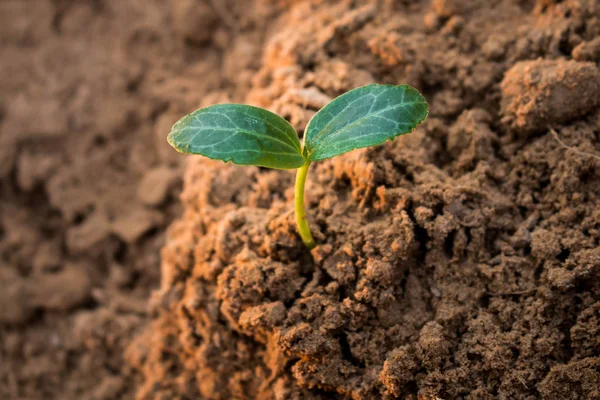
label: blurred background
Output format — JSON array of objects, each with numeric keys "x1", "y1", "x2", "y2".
[{"x1": 0, "y1": 1, "x2": 212, "y2": 397}]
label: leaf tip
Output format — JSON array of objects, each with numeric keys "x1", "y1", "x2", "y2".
[
  {"x1": 166, "y1": 130, "x2": 176, "y2": 147},
  {"x1": 167, "y1": 130, "x2": 190, "y2": 154}
]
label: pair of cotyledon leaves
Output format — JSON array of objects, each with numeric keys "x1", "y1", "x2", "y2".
[{"x1": 167, "y1": 84, "x2": 428, "y2": 169}]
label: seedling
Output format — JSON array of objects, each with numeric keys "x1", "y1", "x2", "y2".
[{"x1": 168, "y1": 84, "x2": 428, "y2": 249}]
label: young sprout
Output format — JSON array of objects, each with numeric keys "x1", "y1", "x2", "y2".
[{"x1": 168, "y1": 84, "x2": 428, "y2": 250}]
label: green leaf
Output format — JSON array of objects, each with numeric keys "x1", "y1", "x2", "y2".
[
  {"x1": 303, "y1": 84, "x2": 428, "y2": 162},
  {"x1": 167, "y1": 104, "x2": 305, "y2": 169}
]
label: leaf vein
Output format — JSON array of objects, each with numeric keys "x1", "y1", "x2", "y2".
[
  {"x1": 175, "y1": 126, "x2": 300, "y2": 153},
  {"x1": 310, "y1": 101, "x2": 423, "y2": 152}
]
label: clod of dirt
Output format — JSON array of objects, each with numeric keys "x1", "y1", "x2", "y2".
[
  {"x1": 0, "y1": 266, "x2": 92, "y2": 324},
  {"x1": 501, "y1": 59, "x2": 600, "y2": 134},
  {"x1": 380, "y1": 346, "x2": 419, "y2": 397},
  {"x1": 432, "y1": 0, "x2": 482, "y2": 18},
  {"x1": 66, "y1": 212, "x2": 112, "y2": 253},
  {"x1": 137, "y1": 166, "x2": 179, "y2": 206},
  {"x1": 111, "y1": 209, "x2": 164, "y2": 243},
  {"x1": 285, "y1": 87, "x2": 332, "y2": 110},
  {"x1": 171, "y1": 0, "x2": 218, "y2": 44},
  {"x1": 416, "y1": 321, "x2": 450, "y2": 370},
  {"x1": 16, "y1": 151, "x2": 61, "y2": 192},
  {"x1": 0, "y1": 136, "x2": 16, "y2": 179},
  {"x1": 572, "y1": 37, "x2": 600, "y2": 61},
  {"x1": 0, "y1": 270, "x2": 34, "y2": 324},
  {"x1": 539, "y1": 358, "x2": 600, "y2": 399},
  {"x1": 32, "y1": 265, "x2": 92, "y2": 310}
]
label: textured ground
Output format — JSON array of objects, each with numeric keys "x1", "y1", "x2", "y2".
[{"x1": 1, "y1": 0, "x2": 600, "y2": 399}]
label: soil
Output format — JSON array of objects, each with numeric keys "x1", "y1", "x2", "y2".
[{"x1": 1, "y1": 1, "x2": 600, "y2": 400}]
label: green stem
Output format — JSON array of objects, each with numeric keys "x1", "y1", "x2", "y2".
[{"x1": 295, "y1": 163, "x2": 316, "y2": 250}]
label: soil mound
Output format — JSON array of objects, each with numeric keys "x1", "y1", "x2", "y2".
[{"x1": 129, "y1": 1, "x2": 600, "y2": 399}]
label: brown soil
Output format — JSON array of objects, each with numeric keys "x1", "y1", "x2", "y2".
[{"x1": 1, "y1": 1, "x2": 600, "y2": 399}]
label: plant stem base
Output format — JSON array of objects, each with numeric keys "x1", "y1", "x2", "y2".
[{"x1": 295, "y1": 163, "x2": 316, "y2": 250}]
